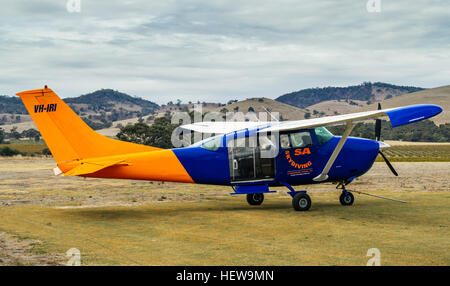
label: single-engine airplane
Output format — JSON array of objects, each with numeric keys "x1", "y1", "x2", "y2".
[{"x1": 16, "y1": 87, "x2": 442, "y2": 211}]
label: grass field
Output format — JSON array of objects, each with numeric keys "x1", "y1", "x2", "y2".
[
  {"x1": 0, "y1": 192, "x2": 449, "y2": 265},
  {"x1": 376, "y1": 145, "x2": 450, "y2": 162},
  {"x1": 0, "y1": 142, "x2": 47, "y2": 154},
  {"x1": 0, "y1": 158, "x2": 449, "y2": 266}
]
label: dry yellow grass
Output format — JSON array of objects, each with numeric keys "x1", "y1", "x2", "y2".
[
  {"x1": 0, "y1": 158, "x2": 449, "y2": 265},
  {"x1": 0, "y1": 191, "x2": 449, "y2": 266}
]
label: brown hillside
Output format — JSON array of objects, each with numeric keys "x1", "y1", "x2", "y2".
[
  {"x1": 358, "y1": 85, "x2": 450, "y2": 125},
  {"x1": 215, "y1": 97, "x2": 307, "y2": 121}
]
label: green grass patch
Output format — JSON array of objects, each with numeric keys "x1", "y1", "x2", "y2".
[
  {"x1": 376, "y1": 145, "x2": 450, "y2": 162},
  {"x1": 0, "y1": 143, "x2": 47, "y2": 155}
]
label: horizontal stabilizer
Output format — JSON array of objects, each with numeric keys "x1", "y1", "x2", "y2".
[{"x1": 63, "y1": 159, "x2": 130, "y2": 176}]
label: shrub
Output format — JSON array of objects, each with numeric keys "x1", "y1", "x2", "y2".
[{"x1": 0, "y1": 146, "x2": 21, "y2": 156}]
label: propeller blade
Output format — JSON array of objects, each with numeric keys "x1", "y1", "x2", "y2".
[
  {"x1": 378, "y1": 151, "x2": 398, "y2": 176},
  {"x1": 375, "y1": 103, "x2": 381, "y2": 141}
]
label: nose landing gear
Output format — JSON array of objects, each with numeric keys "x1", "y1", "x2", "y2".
[{"x1": 337, "y1": 181, "x2": 354, "y2": 206}]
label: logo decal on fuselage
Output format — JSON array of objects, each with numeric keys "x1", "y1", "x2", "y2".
[
  {"x1": 34, "y1": 104, "x2": 57, "y2": 113},
  {"x1": 284, "y1": 148, "x2": 312, "y2": 170}
]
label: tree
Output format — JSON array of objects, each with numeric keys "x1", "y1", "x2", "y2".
[
  {"x1": 0, "y1": 147, "x2": 20, "y2": 156},
  {"x1": 0, "y1": 128, "x2": 4, "y2": 144},
  {"x1": 10, "y1": 127, "x2": 21, "y2": 140},
  {"x1": 116, "y1": 118, "x2": 178, "y2": 148},
  {"x1": 22, "y1": 129, "x2": 40, "y2": 141}
]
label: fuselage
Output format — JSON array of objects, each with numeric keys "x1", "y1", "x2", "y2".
[
  {"x1": 172, "y1": 130, "x2": 380, "y2": 187},
  {"x1": 77, "y1": 127, "x2": 380, "y2": 186}
]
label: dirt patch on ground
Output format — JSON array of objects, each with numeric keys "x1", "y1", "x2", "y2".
[{"x1": 0, "y1": 232, "x2": 65, "y2": 266}]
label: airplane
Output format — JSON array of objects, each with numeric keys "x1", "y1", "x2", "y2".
[{"x1": 16, "y1": 86, "x2": 443, "y2": 211}]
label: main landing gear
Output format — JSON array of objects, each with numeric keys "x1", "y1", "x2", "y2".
[
  {"x1": 292, "y1": 192, "x2": 312, "y2": 211},
  {"x1": 280, "y1": 182, "x2": 312, "y2": 211},
  {"x1": 246, "y1": 193, "x2": 264, "y2": 205},
  {"x1": 337, "y1": 182, "x2": 354, "y2": 206}
]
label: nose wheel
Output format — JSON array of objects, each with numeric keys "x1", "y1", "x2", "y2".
[
  {"x1": 339, "y1": 191, "x2": 354, "y2": 206},
  {"x1": 337, "y1": 181, "x2": 354, "y2": 206}
]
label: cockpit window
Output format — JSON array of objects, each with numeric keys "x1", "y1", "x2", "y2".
[
  {"x1": 289, "y1": 131, "x2": 313, "y2": 148},
  {"x1": 200, "y1": 136, "x2": 222, "y2": 151},
  {"x1": 280, "y1": 134, "x2": 290, "y2": 149},
  {"x1": 314, "y1": 127, "x2": 334, "y2": 145}
]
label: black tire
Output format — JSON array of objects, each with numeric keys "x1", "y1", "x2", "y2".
[
  {"x1": 292, "y1": 193, "x2": 311, "y2": 211},
  {"x1": 339, "y1": 192, "x2": 354, "y2": 206},
  {"x1": 247, "y1": 193, "x2": 264, "y2": 205}
]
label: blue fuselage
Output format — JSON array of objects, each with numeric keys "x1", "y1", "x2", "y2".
[{"x1": 172, "y1": 130, "x2": 380, "y2": 187}]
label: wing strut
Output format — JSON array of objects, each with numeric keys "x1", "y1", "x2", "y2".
[{"x1": 313, "y1": 122, "x2": 355, "y2": 182}]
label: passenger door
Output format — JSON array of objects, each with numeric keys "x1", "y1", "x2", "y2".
[
  {"x1": 277, "y1": 130, "x2": 316, "y2": 178},
  {"x1": 228, "y1": 134, "x2": 276, "y2": 183}
]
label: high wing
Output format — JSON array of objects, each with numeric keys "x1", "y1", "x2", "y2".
[
  {"x1": 180, "y1": 104, "x2": 442, "y2": 134},
  {"x1": 180, "y1": 121, "x2": 269, "y2": 134}
]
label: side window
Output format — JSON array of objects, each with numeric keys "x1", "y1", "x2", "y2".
[
  {"x1": 280, "y1": 134, "x2": 290, "y2": 149},
  {"x1": 289, "y1": 131, "x2": 313, "y2": 148},
  {"x1": 259, "y1": 134, "x2": 276, "y2": 150}
]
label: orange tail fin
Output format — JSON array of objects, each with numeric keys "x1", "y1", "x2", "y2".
[{"x1": 16, "y1": 87, "x2": 160, "y2": 163}]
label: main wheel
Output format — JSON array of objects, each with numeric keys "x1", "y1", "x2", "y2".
[
  {"x1": 339, "y1": 192, "x2": 354, "y2": 206},
  {"x1": 292, "y1": 193, "x2": 311, "y2": 211},
  {"x1": 247, "y1": 193, "x2": 264, "y2": 205}
]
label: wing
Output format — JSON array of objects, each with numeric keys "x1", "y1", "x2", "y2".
[
  {"x1": 259, "y1": 104, "x2": 442, "y2": 133},
  {"x1": 180, "y1": 121, "x2": 270, "y2": 134},
  {"x1": 180, "y1": 104, "x2": 442, "y2": 134}
]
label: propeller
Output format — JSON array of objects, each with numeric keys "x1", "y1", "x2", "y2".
[
  {"x1": 378, "y1": 150, "x2": 398, "y2": 176},
  {"x1": 375, "y1": 103, "x2": 398, "y2": 176},
  {"x1": 375, "y1": 103, "x2": 381, "y2": 141}
]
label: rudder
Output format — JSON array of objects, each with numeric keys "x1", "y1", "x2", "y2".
[{"x1": 17, "y1": 87, "x2": 160, "y2": 163}]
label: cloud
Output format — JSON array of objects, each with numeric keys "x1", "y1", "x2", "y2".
[{"x1": 0, "y1": 0, "x2": 448, "y2": 103}]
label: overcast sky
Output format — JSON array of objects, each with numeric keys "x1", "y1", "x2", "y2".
[{"x1": 0, "y1": 0, "x2": 449, "y2": 104}]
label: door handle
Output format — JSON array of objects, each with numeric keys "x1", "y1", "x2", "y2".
[{"x1": 233, "y1": 159, "x2": 238, "y2": 170}]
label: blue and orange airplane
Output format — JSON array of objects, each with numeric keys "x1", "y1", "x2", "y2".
[{"x1": 16, "y1": 87, "x2": 443, "y2": 211}]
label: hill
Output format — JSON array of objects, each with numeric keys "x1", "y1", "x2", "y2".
[
  {"x1": 276, "y1": 82, "x2": 424, "y2": 109},
  {"x1": 357, "y1": 85, "x2": 450, "y2": 125},
  {"x1": 215, "y1": 97, "x2": 308, "y2": 121},
  {"x1": 356, "y1": 85, "x2": 450, "y2": 125},
  {"x1": 65, "y1": 89, "x2": 159, "y2": 116},
  {"x1": 0, "y1": 89, "x2": 160, "y2": 131}
]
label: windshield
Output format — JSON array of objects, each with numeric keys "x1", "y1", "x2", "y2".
[
  {"x1": 314, "y1": 127, "x2": 334, "y2": 145},
  {"x1": 199, "y1": 135, "x2": 222, "y2": 151}
]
